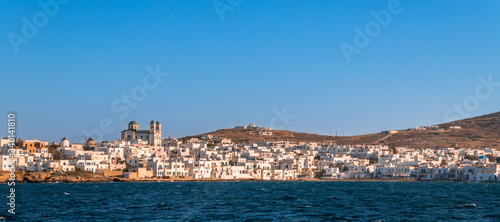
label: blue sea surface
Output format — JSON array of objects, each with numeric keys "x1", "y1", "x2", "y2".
[{"x1": 1, "y1": 181, "x2": 499, "y2": 221}]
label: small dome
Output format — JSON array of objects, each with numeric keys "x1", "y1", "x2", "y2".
[
  {"x1": 151, "y1": 120, "x2": 155, "y2": 124},
  {"x1": 129, "y1": 121, "x2": 138, "y2": 125},
  {"x1": 61, "y1": 137, "x2": 68, "y2": 141},
  {"x1": 156, "y1": 121, "x2": 160, "y2": 124},
  {"x1": 87, "y1": 137, "x2": 94, "y2": 141}
]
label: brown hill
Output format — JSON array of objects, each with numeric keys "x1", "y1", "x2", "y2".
[
  {"x1": 382, "y1": 112, "x2": 500, "y2": 149},
  {"x1": 189, "y1": 112, "x2": 500, "y2": 149},
  {"x1": 192, "y1": 128, "x2": 386, "y2": 145}
]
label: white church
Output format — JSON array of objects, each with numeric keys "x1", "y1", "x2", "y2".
[{"x1": 121, "y1": 120, "x2": 162, "y2": 146}]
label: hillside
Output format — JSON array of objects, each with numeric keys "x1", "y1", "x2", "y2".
[
  {"x1": 191, "y1": 128, "x2": 387, "y2": 144},
  {"x1": 189, "y1": 112, "x2": 500, "y2": 149},
  {"x1": 382, "y1": 112, "x2": 500, "y2": 149}
]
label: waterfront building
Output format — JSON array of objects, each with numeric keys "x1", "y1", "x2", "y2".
[{"x1": 2, "y1": 129, "x2": 500, "y2": 182}]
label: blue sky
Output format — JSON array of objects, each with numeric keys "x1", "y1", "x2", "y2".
[{"x1": 1, "y1": 0, "x2": 500, "y2": 142}]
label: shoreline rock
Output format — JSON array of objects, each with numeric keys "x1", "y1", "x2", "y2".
[{"x1": 0, "y1": 171, "x2": 477, "y2": 183}]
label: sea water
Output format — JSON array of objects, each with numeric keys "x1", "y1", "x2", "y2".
[{"x1": 1, "y1": 181, "x2": 499, "y2": 221}]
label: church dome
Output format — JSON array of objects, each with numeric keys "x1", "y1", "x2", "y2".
[
  {"x1": 129, "y1": 121, "x2": 138, "y2": 125},
  {"x1": 86, "y1": 137, "x2": 96, "y2": 149}
]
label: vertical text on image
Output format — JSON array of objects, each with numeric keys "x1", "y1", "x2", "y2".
[{"x1": 7, "y1": 113, "x2": 17, "y2": 215}]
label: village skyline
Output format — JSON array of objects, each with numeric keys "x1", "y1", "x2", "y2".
[{"x1": 3, "y1": 117, "x2": 500, "y2": 183}]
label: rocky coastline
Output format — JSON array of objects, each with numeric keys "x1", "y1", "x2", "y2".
[{"x1": 0, "y1": 171, "x2": 427, "y2": 183}]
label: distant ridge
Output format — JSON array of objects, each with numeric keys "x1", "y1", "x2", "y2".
[
  {"x1": 383, "y1": 111, "x2": 500, "y2": 149},
  {"x1": 187, "y1": 112, "x2": 500, "y2": 149}
]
